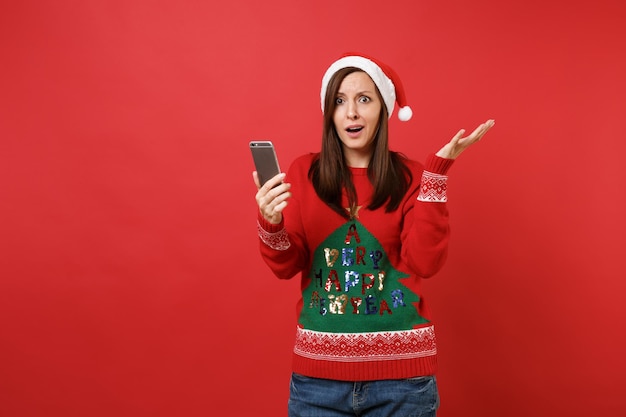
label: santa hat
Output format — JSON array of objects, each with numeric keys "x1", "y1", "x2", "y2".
[{"x1": 320, "y1": 52, "x2": 413, "y2": 121}]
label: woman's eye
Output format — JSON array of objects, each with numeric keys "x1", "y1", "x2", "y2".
[
  {"x1": 359, "y1": 96, "x2": 371, "y2": 103},
  {"x1": 335, "y1": 97, "x2": 344, "y2": 105}
]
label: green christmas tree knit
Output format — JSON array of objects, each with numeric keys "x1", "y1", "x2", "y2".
[{"x1": 299, "y1": 220, "x2": 428, "y2": 334}]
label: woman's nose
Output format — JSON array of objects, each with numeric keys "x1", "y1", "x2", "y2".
[{"x1": 347, "y1": 103, "x2": 358, "y2": 119}]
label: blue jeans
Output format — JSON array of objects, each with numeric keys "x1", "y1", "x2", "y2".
[{"x1": 288, "y1": 373, "x2": 440, "y2": 417}]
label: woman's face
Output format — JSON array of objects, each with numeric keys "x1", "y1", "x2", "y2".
[{"x1": 332, "y1": 71, "x2": 382, "y2": 167}]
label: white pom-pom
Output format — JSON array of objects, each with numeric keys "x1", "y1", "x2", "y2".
[{"x1": 398, "y1": 106, "x2": 413, "y2": 121}]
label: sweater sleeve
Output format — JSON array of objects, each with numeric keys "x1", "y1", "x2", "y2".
[
  {"x1": 401, "y1": 153, "x2": 454, "y2": 278},
  {"x1": 256, "y1": 158, "x2": 310, "y2": 280}
]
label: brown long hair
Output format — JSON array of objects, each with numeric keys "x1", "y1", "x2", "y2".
[{"x1": 308, "y1": 67, "x2": 412, "y2": 219}]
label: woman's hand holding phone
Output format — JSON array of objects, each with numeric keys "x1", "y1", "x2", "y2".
[{"x1": 253, "y1": 171, "x2": 291, "y2": 225}]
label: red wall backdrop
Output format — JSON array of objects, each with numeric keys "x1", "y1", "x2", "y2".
[{"x1": 1, "y1": 1, "x2": 625, "y2": 416}]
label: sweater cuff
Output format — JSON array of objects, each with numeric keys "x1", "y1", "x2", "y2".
[
  {"x1": 257, "y1": 214, "x2": 285, "y2": 233},
  {"x1": 257, "y1": 215, "x2": 291, "y2": 251},
  {"x1": 418, "y1": 154, "x2": 452, "y2": 203},
  {"x1": 424, "y1": 153, "x2": 454, "y2": 175}
]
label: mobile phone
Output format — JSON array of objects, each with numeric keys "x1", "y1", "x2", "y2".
[{"x1": 249, "y1": 141, "x2": 281, "y2": 187}]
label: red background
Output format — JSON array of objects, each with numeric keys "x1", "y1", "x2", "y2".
[{"x1": 1, "y1": 1, "x2": 625, "y2": 416}]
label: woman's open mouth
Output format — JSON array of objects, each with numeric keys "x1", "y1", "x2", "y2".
[{"x1": 345, "y1": 126, "x2": 364, "y2": 138}]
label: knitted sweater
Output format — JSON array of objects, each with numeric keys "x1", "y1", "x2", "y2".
[{"x1": 257, "y1": 152, "x2": 454, "y2": 381}]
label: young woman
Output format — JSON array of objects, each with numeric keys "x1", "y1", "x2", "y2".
[{"x1": 253, "y1": 53, "x2": 494, "y2": 417}]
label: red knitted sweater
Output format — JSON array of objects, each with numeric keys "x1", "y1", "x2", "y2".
[{"x1": 257, "y1": 152, "x2": 454, "y2": 381}]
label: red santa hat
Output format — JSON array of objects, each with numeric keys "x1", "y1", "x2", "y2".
[{"x1": 320, "y1": 52, "x2": 413, "y2": 121}]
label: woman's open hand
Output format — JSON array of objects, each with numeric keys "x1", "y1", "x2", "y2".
[
  {"x1": 253, "y1": 172, "x2": 291, "y2": 224},
  {"x1": 436, "y1": 119, "x2": 495, "y2": 160}
]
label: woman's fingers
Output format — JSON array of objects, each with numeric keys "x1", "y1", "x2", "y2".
[
  {"x1": 261, "y1": 183, "x2": 290, "y2": 208},
  {"x1": 252, "y1": 171, "x2": 262, "y2": 189},
  {"x1": 452, "y1": 129, "x2": 465, "y2": 146},
  {"x1": 470, "y1": 119, "x2": 495, "y2": 141},
  {"x1": 436, "y1": 120, "x2": 495, "y2": 159},
  {"x1": 254, "y1": 171, "x2": 285, "y2": 191},
  {"x1": 254, "y1": 175, "x2": 291, "y2": 224}
]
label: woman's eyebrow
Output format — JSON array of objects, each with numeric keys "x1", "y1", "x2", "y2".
[{"x1": 337, "y1": 89, "x2": 375, "y2": 96}]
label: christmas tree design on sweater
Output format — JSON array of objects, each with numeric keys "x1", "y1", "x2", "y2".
[{"x1": 294, "y1": 220, "x2": 436, "y2": 363}]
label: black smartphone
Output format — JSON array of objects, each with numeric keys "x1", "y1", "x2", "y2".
[{"x1": 249, "y1": 141, "x2": 281, "y2": 186}]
